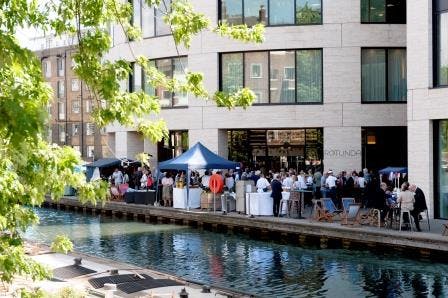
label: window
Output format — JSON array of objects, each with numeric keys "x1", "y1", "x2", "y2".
[
  {"x1": 57, "y1": 81, "x2": 65, "y2": 98},
  {"x1": 57, "y1": 57, "x2": 65, "y2": 76},
  {"x1": 142, "y1": 2, "x2": 155, "y2": 37},
  {"x1": 156, "y1": 0, "x2": 171, "y2": 36},
  {"x1": 59, "y1": 124, "x2": 66, "y2": 143},
  {"x1": 245, "y1": 53, "x2": 268, "y2": 103},
  {"x1": 435, "y1": 120, "x2": 448, "y2": 219},
  {"x1": 140, "y1": 57, "x2": 188, "y2": 107},
  {"x1": 87, "y1": 145, "x2": 94, "y2": 158},
  {"x1": 361, "y1": 0, "x2": 406, "y2": 23},
  {"x1": 297, "y1": 49, "x2": 322, "y2": 103},
  {"x1": 269, "y1": 0, "x2": 295, "y2": 25},
  {"x1": 43, "y1": 60, "x2": 51, "y2": 78},
  {"x1": 71, "y1": 79, "x2": 79, "y2": 91},
  {"x1": 221, "y1": 49, "x2": 323, "y2": 104},
  {"x1": 361, "y1": 48, "x2": 406, "y2": 102},
  {"x1": 270, "y1": 51, "x2": 295, "y2": 103},
  {"x1": 296, "y1": 0, "x2": 322, "y2": 25},
  {"x1": 72, "y1": 100, "x2": 80, "y2": 113},
  {"x1": 173, "y1": 57, "x2": 188, "y2": 107},
  {"x1": 58, "y1": 101, "x2": 65, "y2": 120},
  {"x1": 72, "y1": 123, "x2": 80, "y2": 136},
  {"x1": 434, "y1": 1, "x2": 448, "y2": 86},
  {"x1": 85, "y1": 100, "x2": 92, "y2": 113},
  {"x1": 73, "y1": 145, "x2": 81, "y2": 153},
  {"x1": 222, "y1": 53, "x2": 244, "y2": 93},
  {"x1": 250, "y1": 63, "x2": 262, "y2": 78},
  {"x1": 132, "y1": 63, "x2": 142, "y2": 91},
  {"x1": 245, "y1": 0, "x2": 268, "y2": 26},
  {"x1": 86, "y1": 123, "x2": 95, "y2": 136},
  {"x1": 220, "y1": 0, "x2": 321, "y2": 26}
]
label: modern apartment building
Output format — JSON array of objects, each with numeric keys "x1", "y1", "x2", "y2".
[
  {"x1": 408, "y1": 0, "x2": 448, "y2": 219},
  {"x1": 107, "y1": 1, "x2": 413, "y2": 201},
  {"x1": 35, "y1": 45, "x2": 109, "y2": 161}
]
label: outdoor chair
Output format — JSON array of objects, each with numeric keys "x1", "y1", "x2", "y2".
[
  {"x1": 320, "y1": 198, "x2": 343, "y2": 222},
  {"x1": 360, "y1": 208, "x2": 381, "y2": 227},
  {"x1": 341, "y1": 203, "x2": 362, "y2": 226},
  {"x1": 341, "y1": 198, "x2": 355, "y2": 215},
  {"x1": 399, "y1": 208, "x2": 415, "y2": 231},
  {"x1": 110, "y1": 186, "x2": 123, "y2": 201}
]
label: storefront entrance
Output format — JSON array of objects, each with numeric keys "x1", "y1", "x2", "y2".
[
  {"x1": 362, "y1": 127, "x2": 407, "y2": 172},
  {"x1": 228, "y1": 129, "x2": 323, "y2": 171}
]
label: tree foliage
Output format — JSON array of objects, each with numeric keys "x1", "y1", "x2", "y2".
[{"x1": 0, "y1": 0, "x2": 264, "y2": 286}]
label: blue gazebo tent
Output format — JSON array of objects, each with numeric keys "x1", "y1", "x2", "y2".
[
  {"x1": 157, "y1": 142, "x2": 239, "y2": 209},
  {"x1": 158, "y1": 142, "x2": 239, "y2": 171}
]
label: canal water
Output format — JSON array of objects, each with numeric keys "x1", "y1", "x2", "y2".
[{"x1": 25, "y1": 208, "x2": 448, "y2": 297}]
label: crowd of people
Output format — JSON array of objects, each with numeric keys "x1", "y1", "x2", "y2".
[{"x1": 107, "y1": 165, "x2": 428, "y2": 231}]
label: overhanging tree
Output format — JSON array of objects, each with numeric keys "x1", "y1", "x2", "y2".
[{"x1": 0, "y1": 0, "x2": 263, "y2": 286}]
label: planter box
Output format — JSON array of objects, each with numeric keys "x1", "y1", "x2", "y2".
[{"x1": 201, "y1": 192, "x2": 222, "y2": 211}]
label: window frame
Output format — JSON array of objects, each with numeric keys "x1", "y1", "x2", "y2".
[
  {"x1": 433, "y1": 1, "x2": 448, "y2": 87},
  {"x1": 361, "y1": 47, "x2": 407, "y2": 103},
  {"x1": 218, "y1": 0, "x2": 323, "y2": 27},
  {"x1": 220, "y1": 49, "x2": 323, "y2": 105},
  {"x1": 360, "y1": 0, "x2": 406, "y2": 24},
  {"x1": 71, "y1": 100, "x2": 80, "y2": 114},
  {"x1": 71, "y1": 78, "x2": 79, "y2": 92},
  {"x1": 131, "y1": 0, "x2": 172, "y2": 39}
]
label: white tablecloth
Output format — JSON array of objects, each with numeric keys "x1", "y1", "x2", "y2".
[
  {"x1": 173, "y1": 188, "x2": 201, "y2": 209},
  {"x1": 280, "y1": 192, "x2": 290, "y2": 215},
  {"x1": 245, "y1": 192, "x2": 273, "y2": 216}
]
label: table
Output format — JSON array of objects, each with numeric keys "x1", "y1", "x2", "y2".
[
  {"x1": 245, "y1": 192, "x2": 273, "y2": 216},
  {"x1": 124, "y1": 190, "x2": 156, "y2": 205},
  {"x1": 173, "y1": 187, "x2": 201, "y2": 209}
]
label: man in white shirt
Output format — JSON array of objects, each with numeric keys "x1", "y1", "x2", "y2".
[
  {"x1": 282, "y1": 173, "x2": 293, "y2": 189},
  {"x1": 256, "y1": 173, "x2": 270, "y2": 192},
  {"x1": 111, "y1": 168, "x2": 123, "y2": 186},
  {"x1": 325, "y1": 170, "x2": 338, "y2": 206},
  {"x1": 201, "y1": 170, "x2": 211, "y2": 188}
]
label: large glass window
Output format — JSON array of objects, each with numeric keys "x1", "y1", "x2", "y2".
[
  {"x1": 361, "y1": 48, "x2": 406, "y2": 102},
  {"x1": 156, "y1": 0, "x2": 171, "y2": 36},
  {"x1": 245, "y1": 52, "x2": 269, "y2": 104},
  {"x1": 361, "y1": 0, "x2": 406, "y2": 23},
  {"x1": 436, "y1": 120, "x2": 448, "y2": 219},
  {"x1": 131, "y1": 0, "x2": 171, "y2": 38},
  {"x1": 228, "y1": 128, "x2": 323, "y2": 171},
  {"x1": 221, "y1": 0, "x2": 243, "y2": 25},
  {"x1": 270, "y1": 51, "x2": 295, "y2": 103},
  {"x1": 222, "y1": 53, "x2": 244, "y2": 93},
  {"x1": 297, "y1": 49, "x2": 322, "y2": 103},
  {"x1": 435, "y1": 2, "x2": 448, "y2": 87},
  {"x1": 173, "y1": 57, "x2": 188, "y2": 107},
  {"x1": 296, "y1": 0, "x2": 322, "y2": 24},
  {"x1": 220, "y1": 0, "x2": 321, "y2": 26},
  {"x1": 245, "y1": 0, "x2": 268, "y2": 26},
  {"x1": 221, "y1": 49, "x2": 323, "y2": 104},
  {"x1": 270, "y1": 0, "x2": 295, "y2": 25},
  {"x1": 140, "y1": 57, "x2": 188, "y2": 108},
  {"x1": 156, "y1": 59, "x2": 172, "y2": 107}
]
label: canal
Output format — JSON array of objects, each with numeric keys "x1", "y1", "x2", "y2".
[{"x1": 25, "y1": 208, "x2": 448, "y2": 297}]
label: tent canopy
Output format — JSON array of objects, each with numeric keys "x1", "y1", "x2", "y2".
[
  {"x1": 378, "y1": 167, "x2": 408, "y2": 174},
  {"x1": 86, "y1": 158, "x2": 122, "y2": 169},
  {"x1": 158, "y1": 142, "x2": 239, "y2": 171}
]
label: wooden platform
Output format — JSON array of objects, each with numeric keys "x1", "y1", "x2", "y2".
[{"x1": 44, "y1": 197, "x2": 448, "y2": 262}]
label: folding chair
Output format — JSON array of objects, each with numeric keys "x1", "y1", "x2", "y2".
[
  {"x1": 341, "y1": 203, "x2": 362, "y2": 225},
  {"x1": 320, "y1": 198, "x2": 343, "y2": 222},
  {"x1": 341, "y1": 198, "x2": 355, "y2": 216}
]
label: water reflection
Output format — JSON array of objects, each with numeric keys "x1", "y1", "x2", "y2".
[{"x1": 25, "y1": 208, "x2": 448, "y2": 298}]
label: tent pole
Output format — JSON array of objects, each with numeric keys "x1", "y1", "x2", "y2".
[{"x1": 186, "y1": 169, "x2": 190, "y2": 211}]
